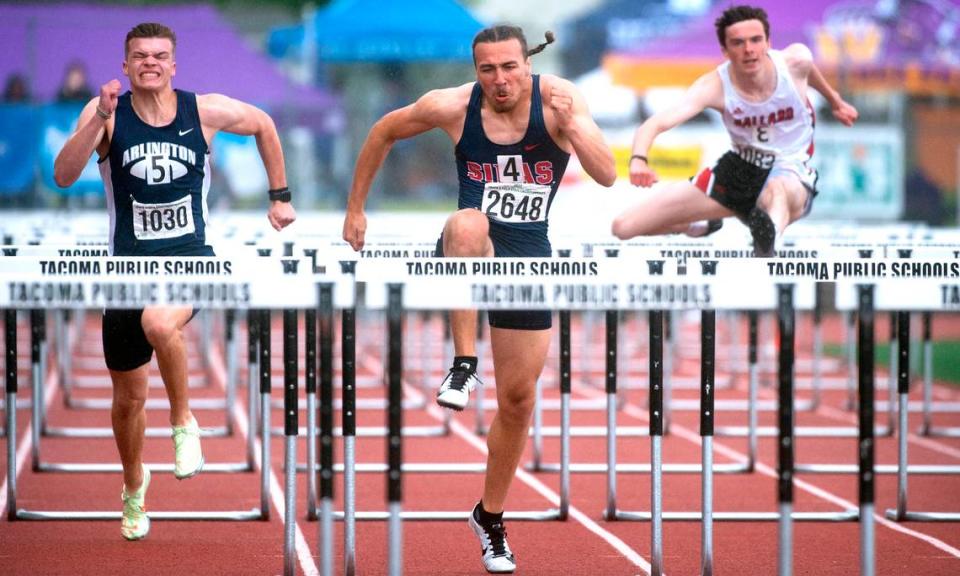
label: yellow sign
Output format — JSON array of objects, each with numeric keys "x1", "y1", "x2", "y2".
[{"x1": 614, "y1": 145, "x2": 702, "y2": 181}]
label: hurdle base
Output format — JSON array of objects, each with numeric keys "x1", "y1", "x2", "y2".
[
  {"x1": 611, "y1": 509, "x2": 859, "y2": 522},
  {"x1": 15, "y1": 509, "x2": 264, "y2": 521},
  {"x1": 525, "y1": 461, "x2": 750, "y2": 474},
  {"x1": 884, "y1": 509, "x2": 960, "y2": 522},
  {"x1": 332, "y1": 509, "x2": 562, "y2": 521},
  {"x1": 34, "y1": 462, "x2": 253, "y2": 473},
  {"x1": 42, "y1": 425, "x2": 230, "y2": 439}
]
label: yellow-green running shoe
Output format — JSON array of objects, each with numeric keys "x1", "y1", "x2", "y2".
[
  {"x1": 172, "y1": 415, "x2": 204, "y2": 479},
  {"x1": 121, "y1": 465, "x2": 150, "y2": 541}
]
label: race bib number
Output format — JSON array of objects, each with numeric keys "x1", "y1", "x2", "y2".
[
  {"x1": 132, "y1": 195, "x2": 196, "y2": 240},
  {"x1": 736, "y1": 146, "x2": 776, "y2": 170},
  {"x1": 481, "y1": 182, "x2": 549, "y2": 224}
]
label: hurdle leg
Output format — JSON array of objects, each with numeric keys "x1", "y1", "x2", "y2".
[
  {"x1": 224, "y1": 309, "x2": 237, "y2": 437},
  {"x1": 885, "y1": 313, "x2": 897, "y2": 435},
  {"x1": 6, "y1": 309, "x2": 17, "y2": 520},
  {"x1": 604, "y1": 310, "x2": 617, "y2": 520},
  {"x1": 776, "y1": 286, "x2": 796, "y2": 576},
  {"x1": 846, "y1": 311, "x2": 857, "y2": 411},
  {"x1": 700, "y1": 310, "x2": 716, "y2": 576},
  {"x1": 246, "y1": 310, "x2": 259, "y2": 469},
  {"x1": 920, "y1": 312, "x2": 933, "y2": 435},
  {"x1": 341, "y1": 305, "x2": 358, "y2": 576},
  {"x1": 305, "y1": 307, "x2": 318, "y2": 521},
  {"x1": 559, "y1": 309, "x2": 572, "y2": 520},
  {"x1": 259, "y1": 310, "x2": 272, "y2": 520},
  {"x1": 318, "y1": 284, "x2": 335, "y2": 576},
  {"x1": 387, "y1": 285, "x2": 404, "y2": 576},
  {"x1": 664, "y1": 311, "x2": 674, "y2": 434},
  {"x1": 649, "y1": 310, "x2": 665, "y2": 576},
  {"x1": 30, "y1": 310, "x2": 42, "y2": 470},
  {"x1": 282, "y1": 309, "x2": 299, "y2": 576},
  {"x1": 857, "y1": 286, "x2": 876, "y2": 576},
  {"x1": 810, "y1": 284, "x2": 824, "y2": 410},
  {"x1": 475, "y1": 316, "x2": 487, "y2": 435}
]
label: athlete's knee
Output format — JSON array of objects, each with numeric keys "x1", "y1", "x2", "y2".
[
  {"x1": 496, "y1": 383, "x2": 536, "y2": 424},
  {"x1": 443, "y1": 209, "x2": 490, "y2": 256},
  {"x1": 141, "y1": 313, "x2": 181, "y2": 348},
  {"x1": 611, "y1": 212, "x2": 638, "y2": 240},
  {"x1": 112, "y1": 381, "x2": 147, "y2": 416}
]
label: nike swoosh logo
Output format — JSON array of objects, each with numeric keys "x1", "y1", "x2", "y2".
[
  {"x1": 179, "y1": 128, "x2": 194, "y2": 136},
  {"x1": 523, "y1": 143, "x2": 540, "y2": 151}
]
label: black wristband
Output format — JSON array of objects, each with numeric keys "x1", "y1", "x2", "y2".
[
  {"x1": 268, "y1": 187, "x2": 291, "y2": 203},
  {"x1": 630, "y1": 154, "x2": 648, "y2": 164}
]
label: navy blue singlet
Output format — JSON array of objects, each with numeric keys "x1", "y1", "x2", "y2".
[
  {"x1": 455, "y1": 75, "x2": 570, "y2": 257},
  {"x1": 100, "y1": 89, "x2": 211, "y2": 256}
]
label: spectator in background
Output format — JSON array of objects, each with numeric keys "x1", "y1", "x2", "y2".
[
  {"x1": 56, "y1": 61, "x2": 94, "y2": 103},
  {"x1": 3, "y1": 73, "x2": 31, "y2": 102}
]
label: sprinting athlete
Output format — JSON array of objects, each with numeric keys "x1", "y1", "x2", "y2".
[
  {"x1": 342, "y1": 25, "x2": 615, "y2": 573},
  {"x1": 53, "y1": 22, "x2": 296, "y2": 541},
  {"x1": 611, "y1": 4, "x2": 858, "y2": 256}
]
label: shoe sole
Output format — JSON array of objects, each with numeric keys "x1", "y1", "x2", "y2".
[
  {"x1": 436, "y1": 397, "x2": 467, "y2": 412},
  {"x1": 174, "y1": 455, "x2": 204, "y2": 480}
]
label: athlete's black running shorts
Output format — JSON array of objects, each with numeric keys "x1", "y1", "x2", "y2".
[{"x1": 102, "y1": 245, "x2": 215, "y2": 371}]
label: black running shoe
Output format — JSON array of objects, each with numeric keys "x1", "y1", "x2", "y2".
[
  {"x1": 469, "y1": 503, "x2": 516, "y2": 573},
  {"x1": 436, "y1": 361, "x2": 481, "y2": 411},
  {"x1": 747, "y1": 207, "x2": 776, "y2": 257}
]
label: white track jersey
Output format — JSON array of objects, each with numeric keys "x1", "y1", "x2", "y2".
[{"x1": 718, "y1": 50, "x2": 814, "y2": 171}]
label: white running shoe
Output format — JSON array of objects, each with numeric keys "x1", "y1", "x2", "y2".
[
  {"x1": 172, "y1": 415, "x2": 204, "y2": 479},
  {"x1": 468, "y1": 502, "x2": 516, "y2": 574},
  {"x1": 436, "y1": 362, "x2": 481, "y2": 411},
  {"x1": 121, "y1": 464, "x2": 150, "y2": 541}
]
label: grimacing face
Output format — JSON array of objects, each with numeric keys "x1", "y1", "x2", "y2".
[
  {"x1": 123, "y1": 37, "x2": 176, "y2": 91},
  {"x1": 473, "y1": 38, "x2": 531, "y2": 113},
  {"x1": 721, "y1": 19, "x2": 769, "y2": 75}
]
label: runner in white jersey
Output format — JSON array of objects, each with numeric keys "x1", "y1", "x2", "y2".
[{"x1": 611, "y1": 4, "x2": 858, "y2": 256}]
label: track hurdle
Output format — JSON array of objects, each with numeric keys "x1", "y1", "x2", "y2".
[
  {"x1": 0, "y1": 255, "x2": 316, "y2": 525},
  {"x1": 833, "y1": 269, "x2": 960, "y2": 524},
  {"x1": 0, "y1": 254, "x2": 251, "y2": 475}
]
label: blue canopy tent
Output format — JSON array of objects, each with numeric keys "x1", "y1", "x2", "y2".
[{"x1": 268, "y1": 0, "x2": 484, "y2": 62}]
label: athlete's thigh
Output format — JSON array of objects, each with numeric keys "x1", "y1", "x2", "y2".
[
  {"x1": 489, "y1": 327, "x2": 551, "y2": 399},
  {"x1": 759, "y1": 173, "x2": 811, "y2": 223},
  {"x1": 617, "y1": 181, "x2": 736, "y2": 234},
  {"x1": 140, "y1": 305, "x2": 195, "y2": 333}
]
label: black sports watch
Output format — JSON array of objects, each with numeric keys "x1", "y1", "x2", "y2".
[{"x1": 268, "y1": 187, "x2": 291, "y2": 203}]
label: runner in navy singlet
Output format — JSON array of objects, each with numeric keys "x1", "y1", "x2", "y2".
[
  {"x1": 54, "y1": 22, "x2": 297, "y2": 541},
  {"x1": 611, "y1": 5, "x2": 858, "y2": 256},
  {"x1": 342, "y1": 25, "x2": 615, "y2": 573}
]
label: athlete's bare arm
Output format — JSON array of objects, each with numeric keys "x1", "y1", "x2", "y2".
[
  {"x1": 628, "y1": 71, "x2": 725, "y2": 187},
  {"x1": 342, "y1": 85, "x2": 471, "y2": 251},
  {"x1": 54, "y1": 79, "x2": 121, "y2": 187},
  {"x1": 198, "y1": 93, "x2": 295, "y2": 230},
  {"x1": 783, "y1": 43, "x2": 858, "y2": 127},
  {"x1": 541, "y1": 75, "x2": 616, "y2": 187}
]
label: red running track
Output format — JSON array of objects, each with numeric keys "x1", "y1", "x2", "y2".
[{"x1": 1, "y1": 310, "x2": 959, "y2": 575}]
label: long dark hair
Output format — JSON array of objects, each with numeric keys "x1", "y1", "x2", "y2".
[{"x1": 472, "y1": 25, "x2": 555, "y2": 63}]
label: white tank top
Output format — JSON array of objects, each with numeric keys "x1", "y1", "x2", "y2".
[{"x1": 718, "y1": 49, "x2": 814, "y2": 170}]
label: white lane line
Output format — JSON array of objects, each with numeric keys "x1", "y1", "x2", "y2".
[
  {"x1": 605, "y1": 390, "x2": 960, "y2": 560},
  {"x1": 363, "y1": 353, "x2": 654, "y2": 575},
  {"x1": 208, "y1": 343, "x2": 319, "y2": 576}
]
